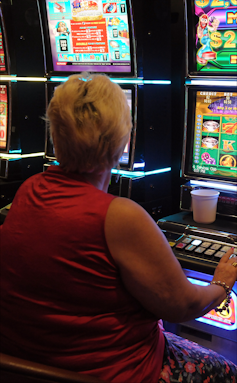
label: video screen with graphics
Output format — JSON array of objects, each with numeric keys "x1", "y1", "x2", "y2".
[
  {"x1": 187, "y1": 0, "x2": 237, "y2": 75},
  {"x1": 0, "y1": 83, "x2": 8, "y2": 150},
  {"x1": 39, "y1": 0, "x2": 134, "y2": 75},
  {"x1": 188, "y1": 277, "x2": 237, "y2": 331},
  {"x1": 184, "y1": 88, "x2": 237, "y2": 183},
  {"x1": 0, "y1": 20, "x2": 6, "y2": 72},
  {"x1": 46, "y1": 85, "x2": 134, "y2": 167}
]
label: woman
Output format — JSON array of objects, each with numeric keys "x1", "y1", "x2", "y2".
[{"x1": 0, "y1": 73, "x2": 237, "y2": 382}]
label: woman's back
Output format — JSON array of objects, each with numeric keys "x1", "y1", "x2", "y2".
[{"x1": 0, "y1": 165, "x2": 164, "y2": 383}]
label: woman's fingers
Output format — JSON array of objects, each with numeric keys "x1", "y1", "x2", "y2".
[{"x1": 219, "y1": 247, "x2": 234, "y2": 263}]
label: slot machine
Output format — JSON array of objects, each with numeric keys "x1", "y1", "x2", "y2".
[
  {"x1": 0, "y1": 2, "x2": 20, "y2": 180},
  {"x1": 37, "y1": 0, "x2": 173, "y2": 207},
  {"x1": 0, "y1": 0, "x2": 45, "y2": 188},
  {"x1": 37, "y1": 0, "x2": 138, "y2": 198},
  {"x1": 158, "y1": 0, "x2": 237, "y2": 363}
]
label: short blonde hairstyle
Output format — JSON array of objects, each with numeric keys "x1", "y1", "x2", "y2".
[{"x1": 47, "y1": 73, "x2": 132, "y2": 173}]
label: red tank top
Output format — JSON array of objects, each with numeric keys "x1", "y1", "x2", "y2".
[{"x1": 0, "y1": 165, "x2": 164, "y2": 382}]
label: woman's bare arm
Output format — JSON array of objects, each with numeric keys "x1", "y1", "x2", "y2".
[{"x1": 105, "y1": 197, "x2": 237, "y2": 323}]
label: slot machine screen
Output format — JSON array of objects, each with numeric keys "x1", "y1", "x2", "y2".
[
  {"x1": 0, "y1": 5, "x2": 8, "y2": 74},
  {"x1": 38, "y1": 0, "x2": 135, "y2": 76},
  {"x1": 186, "y1": 0, "x2": 237, "y2": 75},
  {"x1": 45, "y1": 82, "x2": 136, "y2": 169},
  {"x1": 0, "y1": 83, "x2": 9, "y2": 151},
  {"x1": 182, "y1": 86, "x2": 237, "y2": 185}
]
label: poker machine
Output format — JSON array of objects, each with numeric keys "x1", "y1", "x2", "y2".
[
  {"x1": 158, "y1": 0, "x2": 237, "y2": 364},
  {"x1": 37, "y1": 0, "x2": 173, "y2": 208},
  {"x1": 37, "y1": 0, "x2": 139, "y2": 198},
  {"x1": 0, "y1": 1, "x2": 20, "y2": 179},
  {"x1": 0, "y1": 0, "x2": 45, "y2": 186}
]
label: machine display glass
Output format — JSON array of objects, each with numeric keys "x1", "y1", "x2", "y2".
[
  {"x1": 187, "y1": 0, "x2": 237, "y2": 75},
  {"x1": 45, "y1": 83, "x2": 135, "y2": 168},
  {"x1": 38, "y1": 0, "x2": 134, "y2": 76},
  {"x1": 183, "y1": 87, "x2": 237, "y2": 183},
  {"x1": 0, "y1": 24, "x2": 6, "y2": 72},
  {"x1": 0, "y1": 83, "x2": 8, "y2": 150},
  {"x1": 0, "y1": 9, "x2": 7, "y2": 74}
]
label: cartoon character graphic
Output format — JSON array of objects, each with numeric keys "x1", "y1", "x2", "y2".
[
  {"x1": 56, "y1": 21, "x2": 70, "y2": 36},
  {"x1": 197, "y1": 14, "x2": 219, "y2": 65},
  {"x1": 55, "y1": 3, "x2": 65, "y2": 13},
  {"x1": 72, "y1": 0, "x2": 82, "y2": 9}
]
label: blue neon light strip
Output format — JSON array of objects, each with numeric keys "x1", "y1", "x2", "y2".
[
  {"x1": 188, "y1": 277, "x2": 237, "y2": 331},
  {"x1": 49, "y1": 77, "x2": 171, "y2": 85},
  {"x1": 48, "y1": 163, "x2": 171, "y2": 178},
  {"x1": 111, "y1": 167, "x2": 171, "y2": 178},
  {"x1": 186, "y1": 79, "x2": 237, "y2": 87},
  {"x1": 190, "y1": 180, "x2": 237, "y2": 193},
  {"x1": 9, "y1": 150, "x2": 22, "y2": 154}
]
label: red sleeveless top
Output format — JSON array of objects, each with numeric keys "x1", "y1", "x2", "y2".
[{"x1": 0, "y1": 165, "x2": 164, "y2": 382}]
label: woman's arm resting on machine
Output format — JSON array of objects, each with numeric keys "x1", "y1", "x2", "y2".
[{"x1": 105, "y1": 197, "x2": 237, "y2": 323}]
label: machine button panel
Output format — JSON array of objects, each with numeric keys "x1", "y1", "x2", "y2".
[{"x1": 173, "y1": 234, "x2": 236, "y2": 266}]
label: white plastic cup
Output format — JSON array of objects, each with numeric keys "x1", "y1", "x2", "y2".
[{"x1": 190, "y1": 189, "x2": 220, "y2": 224}]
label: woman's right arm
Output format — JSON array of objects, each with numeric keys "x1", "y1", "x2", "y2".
[{"x1": 105, "y1": 197, "x2": 237, "y2": 323}]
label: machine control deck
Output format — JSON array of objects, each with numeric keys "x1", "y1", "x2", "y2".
[{"x1": 170, "y1": 234, "x2": 237, "y2": 267}]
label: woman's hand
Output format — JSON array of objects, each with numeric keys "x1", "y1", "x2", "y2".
[{"x1": 212, "y1": 248, "x2": 237, "y2": 289}]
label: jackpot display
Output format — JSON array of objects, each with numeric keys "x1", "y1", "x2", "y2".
[
  {"x1": 39, "y1": 0, "x2": 133, "y2": 75},
  {"x1": 187, "y1": 1, "x2": 237, "y2": 74},
  {"x1": 0, "y1": 84, "x2": 8, "y2": 150},
  {"x1": 192, "y1": 90, "x2": 237, "y2": 180}
]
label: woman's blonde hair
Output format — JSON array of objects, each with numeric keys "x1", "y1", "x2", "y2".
[{"x1": 47, "y1": 73, "x2": 132, "y2": 173}]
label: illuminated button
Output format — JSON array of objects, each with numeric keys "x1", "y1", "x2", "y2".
[
  {"x1": 201, "y1": 242, "x2": 211, "y2": 248},
  {"x1": 191, "y1": 239, "x2": 202, "y2": 246},
  {"x1": 176, "y1": 242, "x2": 187, "y2": 249},
  {"x1": 220, "y1": 246, "x2": 232, "y2": 252},
  {"x1": 204, "y1": 249, "x2": 216, "y2": 256},
  {"x1": 194, "y1": 247, "x2": 205, "y2": 254},
  {"x1": 210, "y1": 244, "x2": 221, "y2": 250},
  {"x1": 186, "y1": 245, "x2": 196, "y2": 252},
  {"x1": 182, "y1": 237, "x2": 192, "y2": 244},
  {"x1": 168, "y1": 241, "x2": 176, "y2": 248},
  {"x1": 214, "y1": 251, "x2": 225, "y2": 259}
]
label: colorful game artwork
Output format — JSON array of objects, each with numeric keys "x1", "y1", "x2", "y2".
[
  {"x1": 0, "y1": 84, "x2": 8, "y2": 149},
  {"x1": 192, "y1": 91, "x2": 237, "y2": 179},
  {"x1": 194, "y1": 1, "x2": 237, "y2": 73},
  {"x1": 45, "y1": 0, "x2": 131, "y2": 73},
  {"x1": 204, "y1": 291, "x2": 236, "y2": 328},
  {"x1": 0, "y1": 25, "x2": 6, "y2": 72},
  {"x1": 188, "y1": 277, "x2": 237, "y2": 331}
]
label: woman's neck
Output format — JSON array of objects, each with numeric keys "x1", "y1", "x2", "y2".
[{"x1": 83, "y1": 169, "x2": 111, "y2": 193}]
